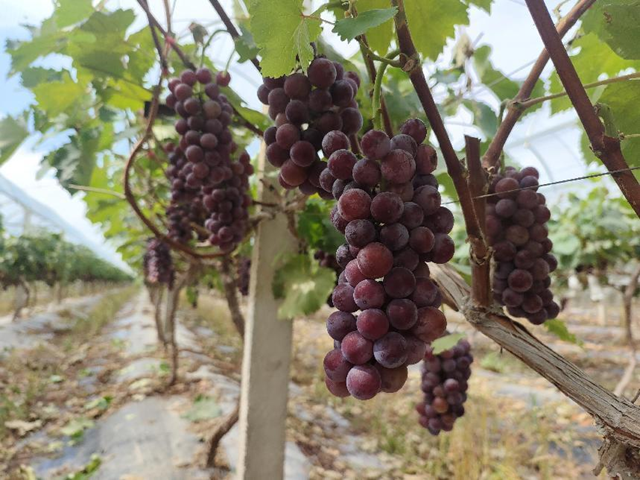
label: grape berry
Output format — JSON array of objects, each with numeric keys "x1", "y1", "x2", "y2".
[{"x1": 143, "y1": 238, "x2": 175, "y2": 287}]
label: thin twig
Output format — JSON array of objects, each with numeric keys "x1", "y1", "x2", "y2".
[
  {"x1": 359, "y1": 35, "x2": 394, "y2": 137},
  {"x1": 524, "y1": 0, "x2": 640, "y2": 217},
  {"x1": 482, "y1": 0, "x2": 596, "y2": 169},
  {"x1": 207, "y1": 0, "x2": 261, "y2": 72},
  {"x1": 135, "y1": 0, "x2": 196, "y2": 70},
  {"x1": 518, "y1": 71, "x2": 640, "y2": 110},
  {"x1": 139, "y1": 0, "x2": 168, "y2": 70}
]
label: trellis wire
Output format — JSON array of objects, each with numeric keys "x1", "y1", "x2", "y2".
[{"x1": 441, "y1": 165, "x2": 640, "y2": 205}]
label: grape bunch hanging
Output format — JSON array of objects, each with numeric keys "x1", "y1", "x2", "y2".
[
  {"x1": 485, "y1": 166, "x2": 560, "y2": 324},
  {"x1": 416, "y1": 335, "x2": 473, "y2": 435},
  {"x1": 236, "y1": 257, "x2": 251, "y2": 296},
  {"x1": 143, "y1": 238, "x2": 175, "y2": 287},
  {"x1": 321, "y1": 119, "x2": 456, "y2": 400},
  {"x1": 165, "y1": 68, "x2": 253, "y2": 252},
  {"x1": 258, "y1": 57, "x2": 363, "y2": 197}
]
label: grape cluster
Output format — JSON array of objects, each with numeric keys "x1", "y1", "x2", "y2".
[
  {"x1": 166, "y1": 68, "x2": 253, "y2": 252},
  {"x1": 322, "y1": 119, "x2": 456, "y2": 400},
  {"x1": 237, "y1": 257, "x2": 251, "y2": 296},
  {"x1": 416, "y1": 335, "x2": 473, "y2": 435},
  {"x1": 486, "y1": 166, "x2": 560, "y2": 324},
  {"x1": 143, "y1": 238, "x2": 175, "y2": 287},
  {"x1": 258, "y1": 57, "x2": 363, "y2": 196}
]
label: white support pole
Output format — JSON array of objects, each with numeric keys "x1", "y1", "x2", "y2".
[{"x1": 237, "y1": 142, "x2": 296, "y2": 480}]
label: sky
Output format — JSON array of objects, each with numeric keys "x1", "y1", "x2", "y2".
[{"x1": 0, "y1": 0, "x2": 592, "y2": 266}]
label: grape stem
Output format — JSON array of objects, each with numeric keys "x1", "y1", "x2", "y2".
[
  {"x1": 515, "y1": 71, "x2": 640, "y2": 110},
  {"x1": 138, "y1": 0, "x2": 168, "y2": 70},
  {"x1": 358, "y1": 40, "x2": 402, "y2": 68},
  {"x1": 206, "y1": 0, "x2": 261, "y2": 72},
  {"x1": 135, "y1": 0, "x2": 196, "y2": 70},
  {"x1": 359, "y1": 35, "x2": 395, "y2": 137},
  {"x1": 371, "y1": 49, "x2": 400, "y2": 131},
  {"x1": 482, "y1": 0, "x2": 596, "y2": 169},
  {"x1": 524, "y1": 0, "x2": 640, "y2": 217}
]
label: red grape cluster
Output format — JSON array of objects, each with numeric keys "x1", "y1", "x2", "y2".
[
  {"x1": 416, "y1": 335, "x2": 473, "y2": 435},
  {"x1": 258, "y1": 57, "x2": 363, "y2": 196},
  {"x1": 143, "y1": 238, "x2": 175, "y2": 287},
  {"x1": 166, "y1": 68, "x2": 253, "y2": 253},
  {"x1": 486, "y1": 166, "x2": 560, "y2": 324},
  {"x1": 322, "y1": 119, "x2": 456, "y2": 400},
  {"x1": 236, "y1": 257, "x2": 251, "y2": 296}
]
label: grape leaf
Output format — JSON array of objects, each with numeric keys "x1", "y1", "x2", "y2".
[
  {"x1": 405, "y1": 0, "x2": 469, "y2": 61},
  {"x1": 20, "y1": 67, "x2": 64, "y2": 88},
  {"x1": 583, "y1": 0, "x2": 640, "y2": 60},
  {"x1": 248, "y1": 0, "x2": 322, "y2": 77},
  {"x1": 473, "y1": 45, "x2": 520, "y2": 101},
  {"x1": 598, "y1": 81, "x2": 640, "y2": 165},
  {"x1": 357, "y1": 0, "x2": 395, "y2": 54},
  {"x1": 32, "y1": 73, "x2": 87, "y2": 117},
  {"x1": 464, "y1": 0, "x2": 492, "y2": 13},
  {"x1": 272, "y1": 254, "x2": 335, "y2": 319},
  {"x1": 333, "y1": 8, "x2": 398, "y2": 41},
  {"x1": 0, "y1": 116, "x2": 29, "y2": 166},
  {"x1": 234, "y1": 24, "x2": 260, "y2": 63},
  {"x1": 431, "y1": 333, "x2": 465, "y2": 355},
  {"x1": 544, "y1": 319, "x2": 583, "y2": 346},
  {"x1": 54, "y1": 0, "x2": 94, "y2": 28},
  {"x1": 463, "y1": 100, "x2": 498, "y2": 139},
  {"x1": 297, "y1": 198, "x2": 344, "y2": 253}
]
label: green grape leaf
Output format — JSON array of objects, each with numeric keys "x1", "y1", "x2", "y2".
[
  {"x1": 248, "y1": 0, "x2": 322, "y2": 77},
  {"x1": 32, "y1": 72, "x2": 87, "y2": 117},
  {"x1": 598, "y1": 82, "x2": 640, "y2": 165},
  {"x1": 0, "y1": 116, "x2": 29, "y2": 166},
  {"x1": 234, "y1": 24, "x2": 260, "y2": 63},
  {"x1": 6, "y1": 32, "x2": 67, "y2": 74},
  {"x1": 333, "y1": 8, "x2": 398, "y2": 41},
  {"x1": 297, "y1": 198, "x2": 344, "y2": 253},
  {"x1": 54, "y1": 0, "x2": 94, "y2": 28},
  {"x1": 583, "y1": 0, "x2": 640, "y2": 60},
  {"x1": 357, "y1": 0, "x2": 395, "y2": 54},
  {"x1": 405, "y1": 0, "x2": 469, "y2": 61},
  {"x1": 473, "y1": 45, "x2": 520, "y2": 101},
  {"x1": 272, "y1": 254, "x2": 335, "y2": 319},
  {"x1": 544, "y1": 319, "x2": 583, "y2": 346},
  {"x1": 20, "y1": 67, "x2": 64, "y2": 88},
  {"x1": 432, "y1": 333, "x2": 465, "y2": 355},
  {"x1": 464, "y1": 0, "x2": 492, "y2": 13},
  {"x1": 463, "y1": 100, "x2": 498, "y2": 139}
]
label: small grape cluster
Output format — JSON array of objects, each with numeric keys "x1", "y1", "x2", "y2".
[
  {"x1": 486, "y1": 166, "x2": 560, "y2": 324},
  {"x1": 143, "y1": 238, "x2": 175, "y2": 287},
  {"x1": 416, "y1": 335, "x2": 473, "y2": 435},
  {"x1": 166, "y1": 68, "x2": 253, "y2": 252},
  {"x1": 236, "y1": 257, "x2": 251, "y2": 296},
  {"x1": 322, "y1": 119, "x2": 456, "y2": 400},
  {"x1": 259, "y1": 57, "x2": 363, "y2": 196}
]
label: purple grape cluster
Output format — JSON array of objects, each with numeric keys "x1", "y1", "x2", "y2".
[
  {"x1": 143, "y1": 238, "x2": 175, "y2": 287},
  {"x1": 259, "y1": 57, "x2": 364, "y2": 196},
  {"x1": 486, "y1": 166, "x2": 560, "y2": 324},
  {"x1": 416, "y1": 335, "x2": 473, "y2": 435},
  {"x1": 322, "y1": 119, "x2": 456, "y2": 400},
  {"x1": 236, "y1": 257, "x2": 251, "y2": 296},
  {"x1": 165, "y1": 68, "x2": 254, "y2": 252}
]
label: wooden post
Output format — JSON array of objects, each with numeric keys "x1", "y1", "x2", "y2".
[{"x1": 237, "y1": 142, "x2": 296, "y2": 479}]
